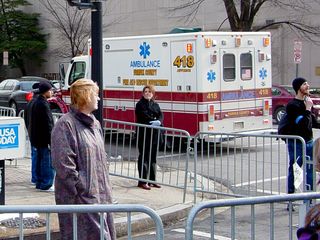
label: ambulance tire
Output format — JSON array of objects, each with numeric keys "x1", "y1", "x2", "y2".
[{"x1": 274, "y1": 107, "x2": 286, "y2": 124}]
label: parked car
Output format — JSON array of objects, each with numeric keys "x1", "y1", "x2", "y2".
[
  {"x1": 0, "y1": 76, "x2": 68, "y2": 115},
  {"x1": 272, "y1": 84, "x2": 320, "y2": 124}
]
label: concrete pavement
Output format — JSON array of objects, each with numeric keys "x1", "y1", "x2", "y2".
[{"x1": 0, "y1": 156, "x2": 224, "y2": 239}]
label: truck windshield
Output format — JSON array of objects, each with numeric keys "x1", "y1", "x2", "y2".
[{"x1": 69, "y1": 62, "x2": 86, "y2": 85}]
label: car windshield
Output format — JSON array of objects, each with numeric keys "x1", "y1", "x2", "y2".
[
  {"x1": 282, "y1": 86, "x2": 295, "y2": 96},
  {"x1": 20, "y1": 81, "x2": 39, "y2": 91}
]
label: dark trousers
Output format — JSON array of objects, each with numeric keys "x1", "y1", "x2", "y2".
[
  {"x1": 137, "y1": 127, "x2": 159, "y2": 184},
  {"x1": 31, "y1": 146, "x2": 38, "y2": 183},
  {"x1": 35, "y1": 147, "x2": 55, "y2": 190},
  {"x1": 287, "y1": 140, "x2": 313, "y2": 193}
]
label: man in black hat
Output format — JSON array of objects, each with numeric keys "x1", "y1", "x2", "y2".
[
  {"x1": 29, "y1": 80, "x2": 55, "y2": 191},
  {"x1": 24, "y1": 83, "x2": 40, "y2": 185},
  {"x1": 285, "y1": 77, "x2": 319, "y2": 208}
]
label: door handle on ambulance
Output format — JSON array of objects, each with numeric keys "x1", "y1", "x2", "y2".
[
  {"x1": 186, "y1": 85, "x2": 191, "y2": 91},
  {"x1": 177, "y1": 85, "x2": 182, "y2": 91}
]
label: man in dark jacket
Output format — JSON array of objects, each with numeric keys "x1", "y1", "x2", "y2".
[
  {"x1": 286, "y1": 78, "x2": 320, "y2": 209},
  {"x1": 29, "y1": 80, "x2": 55, "y2": 191},
  {"x1": 24, "y1": 84, "x2": 39, "y2": 184}
]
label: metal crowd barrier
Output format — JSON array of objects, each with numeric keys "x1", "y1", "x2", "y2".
[
  {"x1": 0, "y1": 106, "x2": 16, "y2": 117},
  {"x1": 0, "y1": 204, "x2": 164, "y2": 240},
  {"x1": 104, "y1": 119, "x2": 192, "y2": 203},
  {"x1": 185, "y1": 192, "x2": 320, "y2": 240},
  {"x1": 193, "y1": 132, "x2": 311, "y2": 201}
]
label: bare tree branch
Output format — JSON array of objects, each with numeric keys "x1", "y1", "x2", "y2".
[
  {"x1": 38, "y1": 0, "x2": 91, "y2": 58},
  {"x1": 170, "y1": 0, "x2": 320, "y2": 37}
]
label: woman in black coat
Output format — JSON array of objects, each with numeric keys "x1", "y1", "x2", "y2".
[{"x1": 135, "y1": 85, "x2": 163, "y2": 190}]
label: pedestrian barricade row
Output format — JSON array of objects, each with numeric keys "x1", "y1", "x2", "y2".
[
  {"x1": 192, "y1": 132, "x2": 313, "y2": 201},
  {"x1": 0, "y1": 204, "x2": 164, "y2": 240},
  {"x1": 185, "y1": 192, "x2": 320, "y2": 240},
  {"x1": 4, "y1": 107, "x2": 317, "y2": 202},
  {"x1": 0, "y1": 193, "x2": 318, "y2": 240}
]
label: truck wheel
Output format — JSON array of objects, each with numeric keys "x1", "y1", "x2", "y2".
[{"x1": 274, "y1": 107, "x2": 286, "y2": 124}]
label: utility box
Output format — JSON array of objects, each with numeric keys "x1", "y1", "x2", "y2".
[{"x1": 0, "y1": 117, "x2": 26, "y2": 204}]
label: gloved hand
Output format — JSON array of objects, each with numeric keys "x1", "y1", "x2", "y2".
[{"x1": 149, "y1": 120, "x2": 161, "y2": 126}]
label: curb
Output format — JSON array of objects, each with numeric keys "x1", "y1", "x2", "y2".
[
  {"x1": 1, "y1": 203, "x2": 193, "y2": 240},
  {"x1": 115, "y1": 203, "x2": 193, "y2": 237}
]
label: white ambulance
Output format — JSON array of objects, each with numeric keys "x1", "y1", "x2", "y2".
[{"x1": 61, "y1": 32, "x2": 272, "y2": 136}]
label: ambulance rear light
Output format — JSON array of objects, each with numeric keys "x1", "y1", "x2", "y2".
[
  {"x1": 208, "y1": 104, "x2": 214, "y2": 122},
  {"x1": 263, "y1": 37, "x2": 270, "y2": 47},
  {"x1": 263, "y1": 99, "x2": 269, "y2": 115},
  {"x1": 235, "y1": 37, "x2": 241, "y2": 47},
  {"x1": 187, "y1": 43, "x2": 193, "y2": 53},
  {"x1": 204, "y1": 38, "x2": 212, "y2": 48},
  {"x1": 89, "y1": 48, "x2": 92, "y2": 56}
]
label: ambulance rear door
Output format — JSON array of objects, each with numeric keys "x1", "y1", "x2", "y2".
[{"x1": 220, "y1": 48, "x2": 255, "y2": 131}]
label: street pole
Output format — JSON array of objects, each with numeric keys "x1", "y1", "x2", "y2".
[{"x1": 91, "y1": 1, "x2": 104, "y2": 126}]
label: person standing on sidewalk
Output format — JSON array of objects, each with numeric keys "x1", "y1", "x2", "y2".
[
  {"x1": 29, "y1": 80, "x2": 55, "y2": 191},
  {"x1": 286, "y1": 78, "x2": 320, "y2": 203},
  {"x1": 51, "y1": 79, "x2": 115, "y2": 240},
  {"x1": 135, "y1": 85, "x2": 163, "y2": 190},
  {"x1": 24, "y1": 84, "x2": 39, "y2": 185}
]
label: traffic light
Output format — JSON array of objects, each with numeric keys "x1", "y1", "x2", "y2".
[{"x1": 66, "y1": 0, "x2": 93, "y2": 9}]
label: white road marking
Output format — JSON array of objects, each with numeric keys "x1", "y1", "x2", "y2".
[
  {"x1": 233, "y1": 175, "x2": 287, "y2": 187},
  {"x1": 172, "y1": 228, "x2": 235, "y2": 240},
  {"x1": 232, "y1": 175, "x2": 288, "y2": 195}
]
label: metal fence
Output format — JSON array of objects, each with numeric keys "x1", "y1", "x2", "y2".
[
  {"x1": 104, "y1": 119, "x2": 192, "y2": 203},
  {"x1": 0, "y1": 106, "x2": 16, "y2": 117},
  {"x1": 0, "y1": 204, "x2": 164, "y2": 240},
  {"x1": 192, "y1": 132, "x2": 312, "y2": 201},
  {"x1": 10, "y1": 108, "x2": 318, "y2": 203},
  {"x1": 185, "y1": 192, "x2": 320, "y2": 240}
]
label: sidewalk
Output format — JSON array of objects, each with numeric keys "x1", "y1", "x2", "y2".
[{"x1": 0, "y1": 157, "x2": 226, "y2": 239}]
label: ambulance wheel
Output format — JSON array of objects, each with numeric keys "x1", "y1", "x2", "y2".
[{"x1": 274, "y1": 107, "x2": 286, "y2": 124}]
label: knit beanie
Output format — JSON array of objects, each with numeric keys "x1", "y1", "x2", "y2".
[
  {"x1": 292, "y1": 77, "x2": 307, "y2": 93},
  {"x1": 38, "y1": 80, "x2": 53, "y2": 94}
]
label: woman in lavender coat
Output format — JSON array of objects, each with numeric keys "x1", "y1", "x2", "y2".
[{"x1": 51, "y1": 79, "x2": 116, "y2": 240}]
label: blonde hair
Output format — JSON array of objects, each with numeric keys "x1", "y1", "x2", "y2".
[{"x1": 70, "y1": 79, "x2": 99, "y2": 109}]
